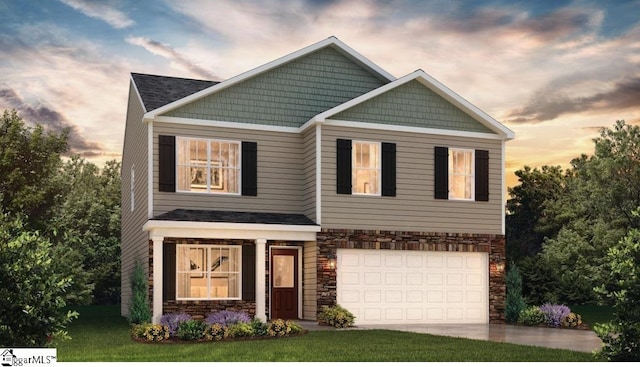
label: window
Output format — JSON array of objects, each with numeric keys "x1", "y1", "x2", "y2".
[
  {"x1": 176, "y1": 245, "x2": 241, "y2": 300},
  {"x1": 130, "y1": 165, "x2": 135, "y2": 212},
  {"x1": 176, "y1": 137, "x2": 240, "y2": 194},
  {"x1": 449, "y1": 148, "x2": 474, "y2": 200},
  {"x1": 352, "y1": 141, "x2": 380, "y2": 195}
]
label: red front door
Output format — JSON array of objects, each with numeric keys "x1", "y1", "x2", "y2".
[{"x1": 270, "y1": 248, "x2": 298, "y2": 320}]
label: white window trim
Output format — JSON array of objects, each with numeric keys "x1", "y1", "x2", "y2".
[
  {"x1": 352, "y1": 140, "x2": 381, "y2": 196},
  {"x1": 175, "y1": 137, "x2": 242, "y2": 196},
  {"x1": 175, "y1": 244, "x2": 242, "y2": 301},
  {"x1": 448, "y1": 147, "x2": 475, "y2": 201}
]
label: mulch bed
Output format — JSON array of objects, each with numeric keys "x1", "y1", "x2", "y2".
[{"x1": 132, "y1": 329, "x2": 309, "y2": 344}]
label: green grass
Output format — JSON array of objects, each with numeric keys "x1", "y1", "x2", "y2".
[
  {"x1": 569, "y1": 304, "x2": 615, "y2": 329},
  {"x1": 57, "y1": 305, "x2": 602, "y2": 362}
]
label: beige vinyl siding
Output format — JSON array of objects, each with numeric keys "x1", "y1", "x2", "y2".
[
  {"x1": 302, "y1": 241, "x2": 317, "y2": 320},
  {"x1": 321, "y1": 125, "x2": 503, "y2": 234},
  {"x1": 153, "y1": 122, "x2": 305, "y2": 216},
  {"x1": 121, "y1": 82, "x2": 151, "y2": 317},
  {"x1": 302, "y1": 127, "x2": 317, "y2": 222}
]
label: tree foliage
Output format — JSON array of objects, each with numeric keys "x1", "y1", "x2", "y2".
[
  {"x1": 594, "y1": 223, "x2": 640, "y2": 361},
  {"x1": 128, "y1": 260, "x2": 151, "y2": 325},
  {"x1": 505, "y1": 263, "x2": 527, "y2": 323},
  {"x1": 0, "y1": 214, "x2": 78, "y2": 346},
  {"x1": 507, "y1": 120, "x2": 640, "y2": 305}
]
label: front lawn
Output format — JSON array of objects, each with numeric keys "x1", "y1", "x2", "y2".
[{"x1": 57, "y1": 305, "x2": 601, "y2": 362}]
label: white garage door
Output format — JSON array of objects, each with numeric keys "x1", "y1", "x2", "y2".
[{"x1": 337, "y1": 249, "x2": 488, "y2": 325}]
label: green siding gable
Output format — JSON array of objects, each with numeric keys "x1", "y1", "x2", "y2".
[
  {"x1": 331, "y1": 80, "x2": 494, "y2": 133},
  {"x1": 163, "y1": 47, "x2": 388, "y2": 127}
]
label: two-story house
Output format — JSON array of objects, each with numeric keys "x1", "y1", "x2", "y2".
[{"x1": 121, "y1": 37, "x2": 514, "y2": 326}]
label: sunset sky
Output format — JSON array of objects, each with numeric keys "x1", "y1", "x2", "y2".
[{"x1": 1, "y1": 0, "x2": 639, "y2": 189}]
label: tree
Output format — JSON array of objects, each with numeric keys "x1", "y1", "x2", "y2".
[
  {"x1": 505, "y1": 263, "x2": 527, "y2": 323},
  {"x1": 506, "y1": 165, "x2": 565, "y2": 262},
  {"x1": 128, "y1": 260, "x2": 151, "y2": 324},
  {"x1": 51, "y1": 157, "x2": 121, "y2": 304},
  {"x1": 0, "y1": 213, "x2": 78, "y2": 346},
  {"x1": 594, "y1": 222, "x2": 640, "y2": 361},
  {"x1": 0, "y1": 109, "x2": 68, "y2": 232}
]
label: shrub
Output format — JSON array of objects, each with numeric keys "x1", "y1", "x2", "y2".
[
  {"x1": 204, "y1": 323, "x2": 228, "y2": 341},
  {"x1": 128, "y1": 260, "x2": 151, "y2": 325},
  {"x1": 160, "y1": 312, "x2": 191, "y2": 336},
  {"x1": 561, "y1": 312, "x2": 582, "y2": 328},
  {"x1": 318, "y1": 304, "x2": 355, "y2": 328},
  {"x1": 250, "y1": 318, "x2": 269, "y2": 337},
  {"x1": 286, "y1": 320, "x2": 303, "y2": 335},
  {"x1": 505, "y1": 263, "x2": 527, "y2": 324},
  {"x1": 268, "y1": 319, "x2": 290, "y2": 337},
  {"x1": 142, "y1": 324, "x2": 170, "y2": 342},
  {"x1": 227, "y1": 322, "x2": 255, "y2": 338},
  {"x1": 176, "y1": 319, "x2": 207, "y2": 340},
  {"x1": 594, "y1": 226, "x2": 640, "y2": 361},
  {"x1": 205, "y1": 310, "x2": 251, "y2": 326},
  {"x1": 539, "y1": 303, "x2": 570, "y2": 327},
  {"x1": 518, "y1": 306, "x2": 545, "y2": 326},
  {"x1": 131, "y1": 322, "x2": 151, "y2": 339}
]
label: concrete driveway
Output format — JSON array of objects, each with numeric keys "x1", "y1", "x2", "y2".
[{"x1": 356, "y1": 323, "x2": 603, "y2": 353}]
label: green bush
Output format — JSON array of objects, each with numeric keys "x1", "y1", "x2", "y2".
[
  {"x1": 227, "y1": 322, "x2": 254, "y2": 338},
  {"x1": 131, "y1": 322, "x2": 151, "y2": 339},
  {"x1": 142, "y1": 324, "x2": 169, "y2": 342},
  {"x1": 518, "y1": 306, "x2": 545, "y2": 326},
  {"x1": 177, "y1": 319, "x2": 207, "y2": 340},
  {"x1": 204, "y1": 323, "x2": 227, "y2": 341},
  {"x1": 128, "y1": 260, "x2": 151, "y2": 325},
  {"x1": 286, "y1": 320, "x2": 303, "y2": 335},
  {"x1": 594, "y1": 226, "x2": 640, "y2": 361},
  {"x1": 561, "y1": 312, "x2": 582, "y2": 328},
  {"x1": 250, "y1": 318, "x2": 269, "y2": 336},
  {"x1": 318, "y1": 304, "x2": 355, "y2": 328},
  {"x1": 505, "y1": 263, "x2": 527, "y2": 324}
]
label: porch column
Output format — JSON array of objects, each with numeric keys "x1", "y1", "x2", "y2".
[
  {"x1": 255, "y1": 238, "x2": 267, "y2": 322},
  {"x1": 151, "y1": 236, "x2": 164, "y2": 323}
]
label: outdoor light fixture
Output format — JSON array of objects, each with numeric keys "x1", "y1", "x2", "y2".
[
  {"x1": 327, "y1": 254, "x2": 337, "y2": 270},
  {"x1": 495, "y1": 262, "x2": 505, "y2": 272}
]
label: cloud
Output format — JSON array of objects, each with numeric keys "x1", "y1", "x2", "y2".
[
  {"x1": 59, "y1": 0, "x2": 134, "y2": 29},
  {"x1": 125, "y1": 36, "x2": 218, "y2": 80},
  {"x1": 507, "y1": 76, "x2": 640, "y2": 123},
  {"x1": 0, "y1": 87, "x2": 104, "y2": 156}
]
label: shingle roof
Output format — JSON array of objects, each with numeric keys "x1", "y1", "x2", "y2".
[
  {"x1": 131, "y1": 73, "x2": 218, "y2": 112},
  {"x1": 152, "y1": 209, "x2": 318, "y2": 226}
]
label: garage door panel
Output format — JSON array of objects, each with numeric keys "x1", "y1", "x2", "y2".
[{"x1": 337, "y1": 249, "x2": 488, "y2": 325}]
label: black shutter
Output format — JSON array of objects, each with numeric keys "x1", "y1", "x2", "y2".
[
  {"x1": 158, "y1": 135, "x2": 176, "y2": 192},
  {"x1": 381, "y1": 142, "x2": 396, "y2": 197},
  {"x1": 434, "y1": 146, "x2": 449, "y2": 200},
  {"x1": 336, "y1": 139, "x2": 352, "y2": 194},
  {"x1": 242, "y1": 245, "x2": 256, "y2": 301},
  {"x1": 162, "y1": 242, "x2": 176, "y2": 301},
  {"x1": 242, "y1": 141, "x2": 257, "y2": 196},
  {"x1": 475, "y1": 150, "x2": 489, "y2": 201}
]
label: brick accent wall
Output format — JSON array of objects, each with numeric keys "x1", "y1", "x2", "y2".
[{"x1": 316, "y1": 229, "x2": 506, "y2": 324}]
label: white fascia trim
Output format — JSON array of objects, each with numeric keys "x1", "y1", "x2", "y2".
[
  {"x1": 143, "y1": 220, "x2": 321, "y2": 242},
  {"x1": 143, "y1": 36, "x2": 395, "y2": 120},
  {"x1": 310, "y1": 70, "x2": 515, "y2": 140},
  {"x1": 322, "y1": 119, "x2": 506, "y2": 140},
  {"x1": 152, "y1": 115, "x2": 300, "y2": 134},
  {"x1": 501, "y1": 140, "x2": 506, "y2": 235},
  {"x1": 147, "y1": 120, "x2": 153, "y2": 219}
]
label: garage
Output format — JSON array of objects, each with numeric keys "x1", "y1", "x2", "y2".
[{"x1": 336, "y1": 249, "x2": 488, "y2": 325}]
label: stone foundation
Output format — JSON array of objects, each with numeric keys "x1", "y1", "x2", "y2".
[
  {"x1": 316, "y1": 229, "x2": 506, "y2": 324},
  {"x1": 162, "y1": 300, "x2": 256, "y2": 320}
]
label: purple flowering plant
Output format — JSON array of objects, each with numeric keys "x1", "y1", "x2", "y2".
[
  {"x1": 205, "y1": 310, "x2": 251, "y2": 326},
  {"x1": 539, "y1": 303, "x2": 571, "y2": 327},
  {"x1": 159, "y1": 312, "x2": 192, "y2": 336}
]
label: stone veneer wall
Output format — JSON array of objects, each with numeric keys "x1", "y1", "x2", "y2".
[
  {"x1": 148, "y1": 238, "x2": 303, "y2": 320},
  {"x1": 316, "y1": 229, "x2": 506, "y2": 324}
]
